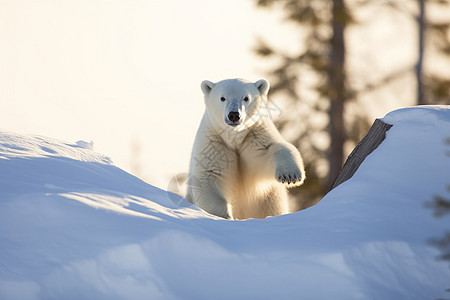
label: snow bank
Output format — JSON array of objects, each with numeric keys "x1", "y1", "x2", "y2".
[{"x1": 1, "y1": 106, "x2": 449, "y2": 300}]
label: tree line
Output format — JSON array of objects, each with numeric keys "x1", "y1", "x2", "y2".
[{"x1": 253, "y1": 0, "x2": 450, "y2": 209}]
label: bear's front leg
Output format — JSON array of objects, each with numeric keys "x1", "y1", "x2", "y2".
[
  {"x1": 273, "y1": 143, "x2": 305, "y2": 187},
  {"x1": 199, "y1": 181, "x2": 231, "y2": 219},
  {"x1": 187, "y1": 176, "x2": 231, "y2": 219}
]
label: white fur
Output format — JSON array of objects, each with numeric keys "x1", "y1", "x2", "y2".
[{"x1": 186, "y1": 78, "x2": 305, "y2": 219}]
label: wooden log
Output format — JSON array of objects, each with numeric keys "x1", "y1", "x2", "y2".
[{"x1": 330, "y1": 119, "x2": 393, "y2": 190}]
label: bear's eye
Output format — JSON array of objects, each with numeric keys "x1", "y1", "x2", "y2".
[
  {"x1": 220, "y1": 97, "x2": 226, "y2": 102},
  {"x1": 243, "y1": 96, "x2": 249, "y2": 102}
]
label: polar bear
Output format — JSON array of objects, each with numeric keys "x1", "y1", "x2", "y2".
[{"x1": 186, "y1": 78, "x2": 305, "y2": 220}]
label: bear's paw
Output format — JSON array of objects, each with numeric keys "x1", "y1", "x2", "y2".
[{"x1": 275, "y1": 164, "x2": 304, "y2": 187}]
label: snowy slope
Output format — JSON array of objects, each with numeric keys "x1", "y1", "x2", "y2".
[{"x1": 1, "y1": 106, "x2": 449, "y2": 300}]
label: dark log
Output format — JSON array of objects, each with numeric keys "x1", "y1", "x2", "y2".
[{"x1": 330, "y1": 119, "x2": 393, "y2": 190}]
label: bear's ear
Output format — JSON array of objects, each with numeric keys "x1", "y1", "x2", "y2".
[
  {"x1": 201, "y1": 80, "x2": 215, "y2": 96},
  {"x1": 254, "y1": 79, "x2": 270, "y2": 95}
]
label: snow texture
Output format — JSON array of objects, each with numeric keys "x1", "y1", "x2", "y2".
[{"x1": 1, "y1": 106, "x2": 450, "y2": 300}]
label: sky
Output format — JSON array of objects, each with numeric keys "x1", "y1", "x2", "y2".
[
  {"x1": 0, "y1": 0, "x2": 298, "y2": 189},
  {"x1": 0, "y1": 0, "x2": 422, "y2": 189}
]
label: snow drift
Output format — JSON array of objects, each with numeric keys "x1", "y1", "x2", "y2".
[{"x1": 1, "y1": 106, "x2": 449, "y2": 300}]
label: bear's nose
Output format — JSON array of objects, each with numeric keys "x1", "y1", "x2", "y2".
[{"x1": 228, "y1": 111, "x2": 240, "y2": 123}]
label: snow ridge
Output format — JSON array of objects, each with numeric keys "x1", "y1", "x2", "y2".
[{"x1": 1, "y1": 106, "x2": 450, "y2": 300}]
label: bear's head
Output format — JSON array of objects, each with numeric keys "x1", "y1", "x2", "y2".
[{"x1": 201, "y1": 78, "x2": 270, "y2": 131}]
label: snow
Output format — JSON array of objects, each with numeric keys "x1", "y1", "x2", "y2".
[
  {"x1": 1, "y1": 106, "x2": 450, "y2": 300},
  {"x1": 75, "y1": 140, "x2": 94, "y2": 151}
]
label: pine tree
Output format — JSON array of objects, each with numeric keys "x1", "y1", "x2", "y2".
[
  {"x1": 415, "y1": 0, "x2": 450, "y2": 105},
  {"x1": 253, "y1": 0, "x2": 450, "y2": 210},
  {"x1": 254, "y1": 0, "x2": 359, "y2": 208}
]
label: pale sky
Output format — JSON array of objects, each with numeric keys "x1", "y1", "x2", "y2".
[{"x1": 1, "y1": 0, "x2": 421, "y2": 190}]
